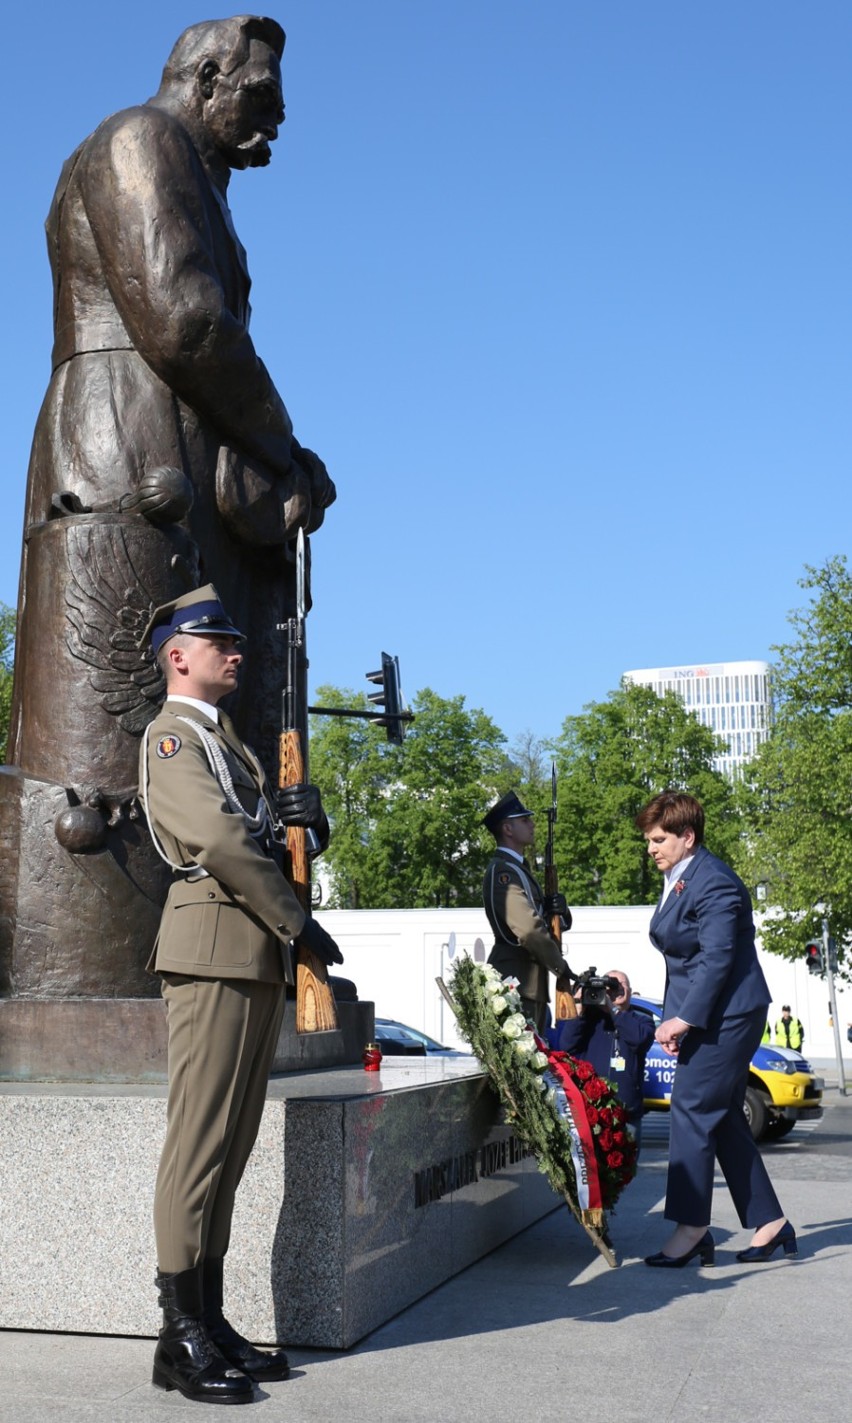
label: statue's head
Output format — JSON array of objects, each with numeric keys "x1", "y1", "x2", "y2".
[{"x1": 157, "y1": 15, "x2": 286, "y2": 170}]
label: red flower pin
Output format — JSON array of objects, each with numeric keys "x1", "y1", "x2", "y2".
[{"x1": 674, "y1": 879, "x2": 686, "y2": 896}]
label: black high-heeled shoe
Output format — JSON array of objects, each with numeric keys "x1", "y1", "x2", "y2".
[
  {"x1": 644, "y1": 1230, "x2": 715, "y2": 1268},
  {"x1": 735, "y1": 1221, "x2": 797, "y2": 1262}
]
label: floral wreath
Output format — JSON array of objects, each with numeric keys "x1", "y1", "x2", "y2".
[
  {"x1": 544, "y1": 1050, "x2": 638, "y2": 1211},
  {"x1": 446, "y1": 957, "x2": 637, "y2": 1264}
]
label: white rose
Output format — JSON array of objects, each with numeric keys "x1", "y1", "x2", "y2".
[
  {"x1": 514, "y1": 1034, "x2": 536, "y2": 1056},
  {"x1": 502, "y1": 1019, "x2": 523, "y2": 1040},
  {"x1": 491, "y1": 996, "x2": 509, "y2": 1015},
  {"x1": 531, "y1": 1051, "x2": 549, "y2": 1071}
]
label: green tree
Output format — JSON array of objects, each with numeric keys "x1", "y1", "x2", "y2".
[
  {"x1": 737, "y1": 556, "x2": 852, "y2": 974},
  {"x1": 309, "y1": 685, "x2": 510, "y2": 908},
  {"x1": 508, "y1": 729, "x2": 552, "y2": 825},
  {"x1": 551, "y1": 681, "x2": 737, "y2": 905},
  {"x1": 0, "y1": 603, "x2": 15, "y2": 764},
  {"x1": 509, "y1": 730, "x2": 549, "y2": 799},
  {"x1": 307, "y1": 686, "x2": 390, "y2": 909}
]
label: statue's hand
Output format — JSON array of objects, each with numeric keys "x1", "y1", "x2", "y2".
[
  {"x1": 117, "y1": 467, "x2": 194, "y2": 525},
  {"x1": 292, "y1": 445, "x2": 337, "y2": 532},
  {"x1": 218, "y1": 445, "x2": 315, "y2": 545},
  {"x1": 281, "y1": 464, "x2": 312, "y2": 536}
]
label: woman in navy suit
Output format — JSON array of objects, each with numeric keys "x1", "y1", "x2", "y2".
[{"x1": 636, "y1": 791, "x2": 795, "y2": 1267}]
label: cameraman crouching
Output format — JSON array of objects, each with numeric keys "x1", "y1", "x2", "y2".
[{"x1": 557, "y1": 971, "x2": 655, "y2": 1153}]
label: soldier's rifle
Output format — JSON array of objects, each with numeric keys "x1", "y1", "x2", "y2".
[{"x1": 279, "y1": 528, "x2": 338, "y2": 1034}]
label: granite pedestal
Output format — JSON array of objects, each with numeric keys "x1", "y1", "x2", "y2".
[{"x1": 0, "y1": 1059, "x2": 560, "y2": 1349}]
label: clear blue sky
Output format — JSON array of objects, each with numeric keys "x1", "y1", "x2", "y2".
[{"x1": 3, "y1": 2, "x2": 850, "y2": 748}]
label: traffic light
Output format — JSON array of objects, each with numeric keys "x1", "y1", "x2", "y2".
[
  {"x1": 366, "y1": 652, "x2": 408, "y2": 746},
  {"x1": 804, "y1": 941, "x2": 824, "y2": 976}
]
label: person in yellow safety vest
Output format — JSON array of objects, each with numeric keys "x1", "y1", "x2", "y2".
[
  {"x1": 761, "y1": 1021, "x2": 771, "y2": 1044},
  {"x1": 774, "y1": 1005, "x2": 804, "y2": 1051}
]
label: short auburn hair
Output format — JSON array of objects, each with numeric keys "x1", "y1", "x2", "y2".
[{"x1": 635, "y1": 791, "x2": 704, "y2": 844}]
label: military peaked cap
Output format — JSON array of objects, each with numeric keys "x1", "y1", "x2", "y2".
[
  {"x1": 482, "y1": 791, "x2": 534, "y2": 836},
  {"x1": 139, "y1": 584, "x2": 245, "y2": 653}
]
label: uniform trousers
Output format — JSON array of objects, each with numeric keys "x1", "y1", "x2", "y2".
[
  {"x1": 154, "y1": 974, "x2": 286, "y2": 1272},
  {"x1": 664, "y1": 1004, "x2": 782, "y2": 1228}
]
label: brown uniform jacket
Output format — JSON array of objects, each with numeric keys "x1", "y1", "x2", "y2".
[
  {"x1": 139, "y1": 701, "x2": 305, "y2": 983},
  {"x1": 483, "y1": 849, "x2": 570, "y2": 1003}
]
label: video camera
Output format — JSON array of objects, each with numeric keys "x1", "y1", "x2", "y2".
[{"x1": 575, "y1": 966, "x2": 623, "y2": 1012}]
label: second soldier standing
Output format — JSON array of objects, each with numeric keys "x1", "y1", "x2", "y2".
[{"x1": 482, "y1": 792, "x2": 573, "y2": 1033}]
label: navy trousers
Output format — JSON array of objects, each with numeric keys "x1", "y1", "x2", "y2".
[{"x1": 664, "y1": 1005, "x2": 783, "y2": 1228}]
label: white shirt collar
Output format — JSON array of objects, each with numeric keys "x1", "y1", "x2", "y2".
[
  {"x1": 661, "y1": 852, "x2": 695, "y2": 904},
  {"x1": 165, "y1": 695, "x2": 220, "y2": 723},
  {"x1": 500, "y1": 845, "x2": 524, "y2": 864}
]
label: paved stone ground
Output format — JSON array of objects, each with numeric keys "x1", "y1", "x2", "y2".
[{"x1": 1, "y1": 1085, "x2": 849, "y2": 1422}]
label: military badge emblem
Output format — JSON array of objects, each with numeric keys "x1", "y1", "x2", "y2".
[
  {"x1": 498, "y1": 872, "x2": 511, "y2": 885},
  {"x1": 156, "y1": 734, "x2": 182, "y2": 759}
]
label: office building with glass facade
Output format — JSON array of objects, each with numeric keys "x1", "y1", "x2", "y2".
[{"x1": 623, "y1": 659, "x2": 772, "y2": 778}]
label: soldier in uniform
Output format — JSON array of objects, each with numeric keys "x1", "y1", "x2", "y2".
[
  {"x1": 481, "y1": 792, "x2": 572, "y2": 1033},
  {"x1": 139, "y1": 583, "x2": 342, "y2": 1405}
]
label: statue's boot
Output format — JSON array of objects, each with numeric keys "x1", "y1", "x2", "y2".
[
  {"x1": 152, "y1": 1266, "x2": 254, "y2": 1404},
  {"x1": 202, "y1": 1257, "x2": 291, "y2": 1382}
]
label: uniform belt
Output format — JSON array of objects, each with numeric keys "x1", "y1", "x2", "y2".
[{"x1": 177, "y1": 867, "x2": 210, "y2": 882}]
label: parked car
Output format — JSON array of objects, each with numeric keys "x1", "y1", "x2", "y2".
[
  {"x1": 633, "y1": 995, "x2": 823, "y2": 1142},
  {"x1": 373, "y1": 1019, "x2": 470, "y2": 1057}
]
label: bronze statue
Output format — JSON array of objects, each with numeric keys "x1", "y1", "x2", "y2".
[{"x1": 0, "y1": 16, "x2": 335, "y2": 1029}]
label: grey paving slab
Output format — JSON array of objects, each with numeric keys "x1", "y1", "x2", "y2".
[{"x1": 0, "y1": 1087, "x2": 848, "y2": 1423}]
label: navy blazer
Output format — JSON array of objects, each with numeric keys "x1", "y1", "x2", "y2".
[{"x1": 649, "y1": 845, "x2": 769, "y2": 1030}]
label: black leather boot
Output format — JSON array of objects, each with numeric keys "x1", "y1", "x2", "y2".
[
  {"x1": 202, "y1": 1257, "x2": 290, "y2": 1383},
  {"x1": 153, "y1": 1267, "x2": 255, "y2": 1404}
]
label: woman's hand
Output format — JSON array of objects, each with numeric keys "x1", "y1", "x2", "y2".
[{"x1": 656, "y1": 1016, "x2": 691, "y2": 1055}]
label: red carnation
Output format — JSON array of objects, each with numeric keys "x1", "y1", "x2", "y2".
[
  {"x1": 585, "y1": 1079, "x2": 607, "y2": 1102},
  {"x1": 612, "y1": 1130, "x2": 626, "y2": 1146},
  {"x1": 598, "y1": 1128, "x2": 614, "y2": 1151},
  {"x1": 574, "y1": 1060, "x2": 594, "y2": 1082},
  {"x1": 586, "y1": 1105, "x2": 600, "y2": 1127},
  {"x1": 607, "y1": 1151, "x2": 624, "y2": 1169}
]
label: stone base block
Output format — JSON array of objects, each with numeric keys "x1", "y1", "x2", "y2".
[
  {"x1": 0, "y1": 994, "x2": 373, "y2": 1082},
  {"x1": 0, "y1": 998, "x2": 169, "y2": 1083},
  {"x1": 271, "y1": 997, "x2": 374, "y2": 1073},
  {"x1": 0, "y1": 1060, "x2": 560, "y2": 1348}
]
